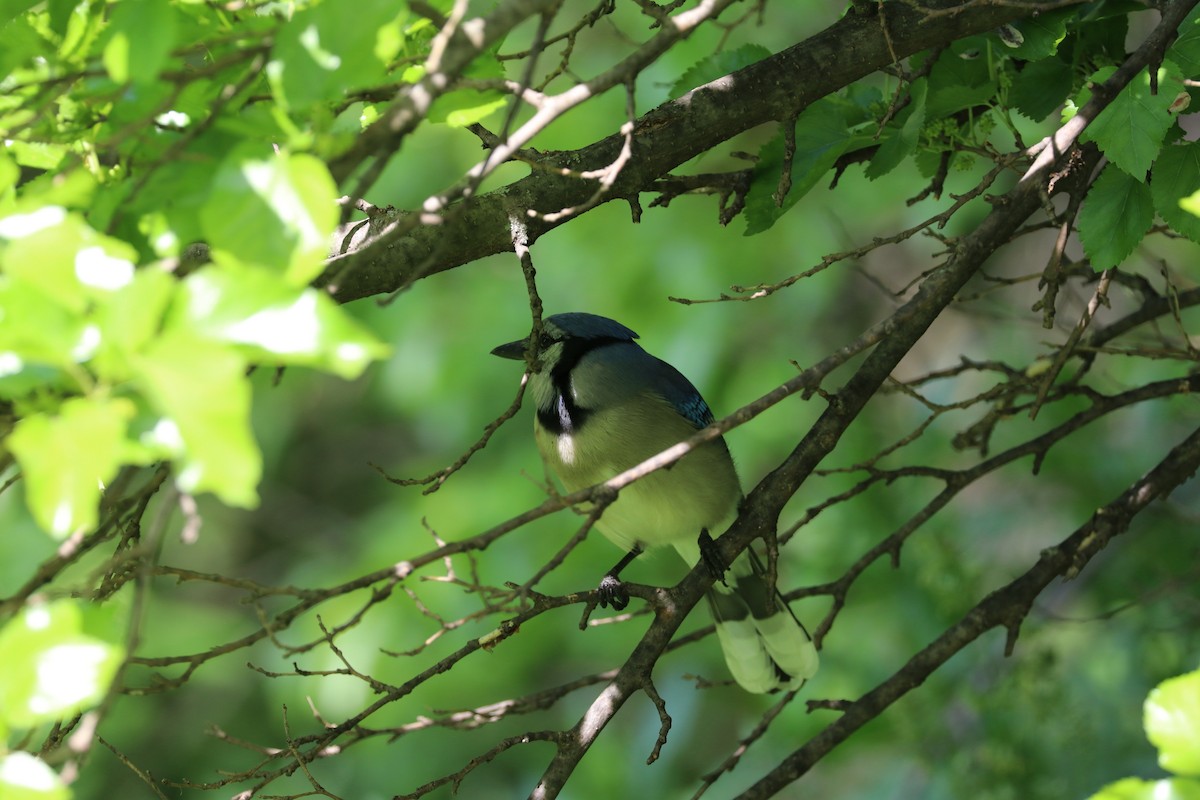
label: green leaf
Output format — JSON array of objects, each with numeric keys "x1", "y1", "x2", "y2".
[
  {"x1": 1072, "y1": 8, "x2": 1131, "y2": 65},
  {"x1": 133, "y1": 151, "x2": 221, "y2": 249},
  {"x1": 1089, "y1": 777, "x2": 1200, "y2": 800},
  {"x1": 0, "y1": 151, "x2": 17, "y2": 194},
  {"x1": 7, "y1": 397, "x2": 136, "y2": 538},
  {"x1": 866, "y1": 78, "x2": 927, "y2": 180},
  {"x1": 8, "y1": 166, "x2": 95, "y2": 209},
  {"x1": 200, "y1": 150, "x2": 338, "y2": 284},
  {"x1": 47, "y1": 0, "x2": 74, "y2": 36},
  {"x1": 925, "y1": 81, "x2": 995, "y2": 120},
  {"x1": 844, "y1": 83, "x2": 884, "y2": 121},
  {"x1": 928, "y1": 41, "x2": 992, "y2": 96},
  {"x1": 0, "y1": 752, "x2": 71, "y2": 800},
  {"x1": 1151, "y1": 143, "x2": 1200, "y2": 244},
  {"x1": 744, "y1": 98, "x2": 857, "y2": 235},
  {"x1": 1061, "y1": 98, "x2": 1079, "y2": 124},
  {"x1": 427, "y1": 88, "x2": 507, "y2": 128},
  {"x1": 169, "y1": 267, "x2": 390, "y2": 378},
  {"x1": 1005, "y1": 8, "x2": 1075, "y2": 60},
  {"x1": 1078, "y1": 164, "x2": 1154, "y2": 270},
  {"x1": 0, "y1": 600, "x2": 124, "y2": 730},
  {"x1": 0, "y1": 207, "x2": 88, "y2": 312},
  {"x1": 1146, "y1": 669, "x2": 1200, "y2": 776},
  {"x1": 0, "y1": 14, "x2": 43, "y2": 78},
  {"x1": 102, "y1": 0, "x2": 178, "y2": 84},
  {"x1": 59, "y1": 229, "x2": 139, "y2": 295},
  {"x1": 0, "y1": 361, "x2": 68, "y2": 400},
  {"x1": 0, "y1": 0, "x2": 38, "y2": 27},
  {"x1": 1167, "y1": 5, "x2": 1200, "y2": 77},
  {"x1": 91, "y1": 266, "x2": 177, "y2": 382},
  {"x1": 1010, "y1": 58, "x2": 1074, "y2": 120},
  {"x1": 0, "y1": 278, "x2": 89, "y2": 372},
  {"x1": 425, "y1": 53, "x2": 508, "y2": 128},
  {"x1": 0, "y1": 209, "x2": 133, "y2": 376},
  {"x1": 1179, "y1": 187, "x2": 1200, "y2": 217},
  {"x1": 4, "y1": 141, "x2": 68, "y2": 171},
  {"x1": 131, "y1": 332, "x2": 260, "y2": 508},
  {"x1": 1081, "y1": 62, "x2": 1185, "y2": 177},
  {"x1": 266, "y1": 0, "x2": 406, "y2": 109},
  {"x1": 670, "y1": 44, "x2": 771, "y2": 98}
]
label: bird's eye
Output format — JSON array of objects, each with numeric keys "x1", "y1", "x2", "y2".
[{"x1": 538, "y1": 333, "x2": 554, "y2": 350}]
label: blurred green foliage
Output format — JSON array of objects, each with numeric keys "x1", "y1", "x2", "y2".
[
  {"x1": 1085, "y1": 668, "x2": 1200, "y2": 800},
  {"x1": 0, "y1": 0, "x2": 1199, "y2": 799}
]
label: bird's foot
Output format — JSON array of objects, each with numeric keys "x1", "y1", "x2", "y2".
[
  {"x1": 595, "y1": 546, "x2": 641, "y2": 610},
  {"x1": 698, "y1": 529, "x2": 728, "y2": 583},
  {"x1": 597, "y1": 573, "x2": 630, "y2": 610}
]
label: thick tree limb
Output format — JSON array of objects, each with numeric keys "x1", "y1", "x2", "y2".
[{"x1": 319, "y1": 0, "x2": 1080, "y2": 302}]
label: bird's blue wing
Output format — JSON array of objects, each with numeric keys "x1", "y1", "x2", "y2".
[
  {"x1": 571, "y1": 340, "x2": 717, "y2": 429},
  {"x1": 646, "y1": 356, "x2": 716, "y2": 429}
]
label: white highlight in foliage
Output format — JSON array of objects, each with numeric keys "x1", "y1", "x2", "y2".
[
  {"x1": 0, "y1": 752, "x2": 61, "y2": 791},
  {"x1": 29, "y1": 643, "x2": 110, "y2": 714},
  {"x1": 335, "y1": 341, "x2": 368, "y2": 364},
  {"x1": 71, "y1": 324, "x2": 101, "y2": 362},
  {"x1": 0, "y1": 206, "x2": 65, "y2": 238},
  {"x1": 223, "y1": 290, "x2": 319, "y2": 355},
  {"x1": 0, "y1": 352, "x2": 23, "y2": 376},
  {"x1": 145, "y1": 418, "x2": 184, "y2": 452},
  {"x1": 155, "y1": 109, "x2": 191, "y2": 128},
  {"x1": 299, "y1": 24, "x2": 340, "y2": 69},
  {"x1": 25, "y1": 605, "x2": 52, "y2": 630},
  {"x1": 51, "y1": 501, "x2": 75, "y2": 536},
  {"x1": 75, "y1": 246, "x2": 135, "y2": 290}
]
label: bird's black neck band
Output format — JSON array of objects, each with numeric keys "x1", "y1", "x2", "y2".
[{"x1": 538, "y1": 337, "x2": 624, "y2": 435}]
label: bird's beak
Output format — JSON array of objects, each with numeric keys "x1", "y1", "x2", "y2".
[{"x1": 490, "y1": 338, "x2": 529, "y2": 360}]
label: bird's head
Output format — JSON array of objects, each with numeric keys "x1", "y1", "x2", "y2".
[{"x1": 491, "y1": 312, "x2": 639, "y2": 373}]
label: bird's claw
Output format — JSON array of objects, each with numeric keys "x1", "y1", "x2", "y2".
[
  {"x1": 597, "y1": 574, "x2": 630, "y2": 610},
  {"x1": 698, "y1": 529, "x2": 728, "y2": 582}
]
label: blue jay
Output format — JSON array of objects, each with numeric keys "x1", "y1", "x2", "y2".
[{"x1": 492, "y1": 312, "x2": 818, "y2": 693}]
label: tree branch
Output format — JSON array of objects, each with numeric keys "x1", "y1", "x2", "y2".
[
  {"x1": 318, "y1": 0, "x2": 1079, "y2": 302},
  {"x1": 328, "y1": 0, "x2": 563, "y2": 185},
  {"x1": 736, "y1": 422, "x2": 1200, "y2": 798},
  {"x1": 529, "y1": 0, "x2": 1199, "y2": 783}
]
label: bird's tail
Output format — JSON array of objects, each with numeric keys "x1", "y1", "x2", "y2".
[{"x1": 704, "y1": 548, "x2": 819, "y2": 694}]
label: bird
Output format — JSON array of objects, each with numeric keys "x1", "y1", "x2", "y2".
[{"x1": 492, "y1": 312, "x2": 818, "y2": 693}]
